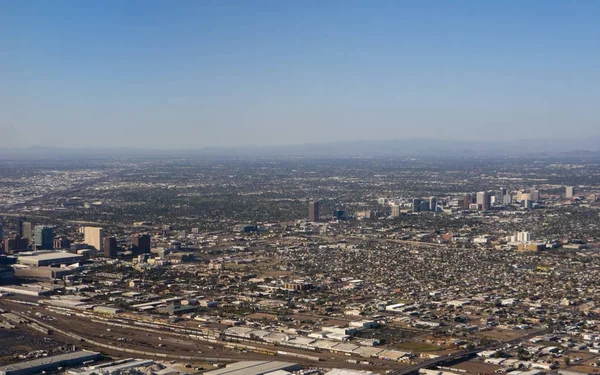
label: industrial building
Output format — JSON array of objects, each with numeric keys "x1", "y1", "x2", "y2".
[
  {"x1": 13, "y1": 265, "x2": 73, "y2": 280},
  {"x1": 93, "y1": 305, "x2": 122, "y2": 315},
  {"x1": 66, "y1": 358, "x2": 154, "y2": 375},
  {"x1": 17, "y1": 251, "x2": 83, "y2": 266},
  {"x1": 0, "y1": 285, "x2": 53, "y2": 296},
  {"x1": 0, "y1": 350, "x2": 100, "y2": 375},
  {"x1": 204, "y1": 361, "x2": 300, "y2": 375}
]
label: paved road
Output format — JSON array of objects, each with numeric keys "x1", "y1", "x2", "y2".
[{"x1": 387, "y1": 349, "x2": 480, "y2": 375}]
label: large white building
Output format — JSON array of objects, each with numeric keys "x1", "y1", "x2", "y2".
[
  {"x1": 17, "y1": 251, "x2": 83, "y2": 266},
  {"x1": 83, "y1": 227, "x2": 104, "y2": 251},
  {"x1": 204, "y1": 361, "x2": 300, "y2": 375},
  {"x1": 565, "y1": 186, "x2": 575, "y2": 198},
  {"x1": 510, "y1": 231, "x2": 532, "y2": 243}
]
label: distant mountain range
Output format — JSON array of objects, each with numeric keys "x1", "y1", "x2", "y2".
[{"x1": 1, "y1": 138, "x2": 600, "y2": 160}]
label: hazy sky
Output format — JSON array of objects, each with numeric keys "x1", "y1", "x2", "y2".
[{"x1": 1, "y1": 1, "x2": 599, "y2": 149}]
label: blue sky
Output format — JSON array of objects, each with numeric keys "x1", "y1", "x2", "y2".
[{"x1": 1, "y1": 1, "x2": 599, "y2": 148}]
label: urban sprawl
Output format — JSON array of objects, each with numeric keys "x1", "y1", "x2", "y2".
[{"x1": 1, "y1": 157, "x2": 600, "y2": 375}]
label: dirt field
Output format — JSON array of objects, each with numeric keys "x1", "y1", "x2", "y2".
[
  {"x1": 479, "y1": 329, "x2": 526, "y2": 341},
  {"x1": 451, "y1": 359, "x2": 502, "y2": 374}
]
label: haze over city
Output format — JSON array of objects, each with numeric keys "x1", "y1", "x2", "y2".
[
  {"x1": 2, "y1": 0, "x2": 600, "y2": 149},
  {"x1": 3, "y1": 2, "x2": 600, "y2": 375}
]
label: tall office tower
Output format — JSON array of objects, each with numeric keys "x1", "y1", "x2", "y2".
[
  {"x1": 503, "y1": 194, "x2": 512, "y2": 205},
  {"x1": 462, "y1": 194, "x2": 473, "y2": 210},
  {"x1": 308, "y1": 201, "x2": 320, "y2": 222},
  {"x1": 34, "y1": 226, "x2": 54, "y2": 250},
  {"x1": 565, "y1": 186, "x2": 575, "y2": 198},
  {"x1": 391, "y1": 205, "x2": 401, "y2": 217},
  {"x1": 16, "y1": 218, "x2": 24, "y2": 238},
  {"x1": 523, "y1": 199, "x2": 533, "y2": 209},
  {"x1": 429, "y1": 197, "x2": 437, "y2": 212},
  {"x1": 132, "y1": 234, "x2": 151, "y2": 255},
  {"x1": 84, "y1": 227, "x2": 104, "y2": 251},
  {"x1": 412, "y1": 198, "x2": 422, "y2": 212},
  {"x1": 499, "y1": 188, "x2": 507, "y2": 197},
  {"x1": 22, "y1": 221, "x2": 33, "y2": 242},
  {"x1": 4, "y1": 236, "x2": 29, "y2": 254},
  {"x1": 420, "y1": 200, "x2": 430, "y2": 212},
  {"x1": 476, "y1": 191, "x2": 491, "y2": 211},
  {"x1": 103, "y1": 237, "x2": 118, "y2": 258}
]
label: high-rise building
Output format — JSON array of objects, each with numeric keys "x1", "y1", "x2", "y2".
[
  {"x1": 529, "y1": 188, "x2": 540, "y2": 201},
  {"x1": 523, "y1": 199, "x2": 533, "y2": 209},
  {"x1": 429, "y1": 197, "x2": 437, "y2": 212},
  {"x1": 333, "y1": 210, "x2": 346, "y2": 220},
  {"x1": 503, "y1": 194, "x2": 512, "y2": 205},
  {"x1": 3, "y1": 235, "x2": 29, "y2": 254},
  {"x1": 103, "y1": 237, "x2": 118, "y2": 258},
  {"x1": 54, "y1": 237, "x2": 71, "y2": 250},
  {"x1": 83, "y1": 227, "x2": 104, "y2": 251},
  {"x1": 516, "y1": 231, "x2": 531, "y2": 243},
  {"x1": 34, "y1": 226, "x2": 54, "y2": 250},
  {"x1": 308, "y1": 201, "x2": 320, "y2": 222},
  {"x1": 565, "y1": 186, "x2": 575, "y2": 198},
  {"x1": 0, "y1": 221, "x2": 3, "y2": 242},
  {"x1": 412, "y1": 198, "x2": 422, "y2": 212},
  {"x1": 495, "y1": 189, "x2": 507, "y2": 205},
  {"x1": 132, "y1": 234, "x2": 151, "y2": 255},
  {"x1": 420, "y1": 200, "x2": 430, "y2": 212},
  {"x1": 22, "y1": 221, "x2": 33, "y2": 243},
  {"x1": 476, "y1": 191, "x2": 491, "y2": 211},
  {"x1": 391, "y1": 205, "x2": 401, "y2": 217},
  {"x1": 16, "y1": 218, "x2": 24, "y2": 238},
  {"x1": 462, "y1": 194, "x2": 473, "y2": 210}
]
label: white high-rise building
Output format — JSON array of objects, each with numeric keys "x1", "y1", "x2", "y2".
[
  {"x1": 476, "y1": 191, "x2": 490, "y2": 211},
  {"x1": 391, "y1": 205, "x2": 401, "y2": 217},
  {"x1": 516, "y1": 231, "x2": 531, "y2": 243},
  {"x1": 84, "y1": 226, "x2": 104, "y2": 251},
  {"x1": 565, "y1": 186, "x2": 575, "y2": 198}
]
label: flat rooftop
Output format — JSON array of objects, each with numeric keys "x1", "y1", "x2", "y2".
[
  {"x1": 0, "y1": 350, "x2": 100, "y2": 373},
  {"x1": 18, "y1": 252, "x2": 83, "y2": 261},
  {"x1": 204, "y1": 361, "x2": 300, "y2": 375}
]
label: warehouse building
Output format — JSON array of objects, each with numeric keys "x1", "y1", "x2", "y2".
[
  {"x1": 17, "y1": 251, "x2": 83, "y2": 267},
  {"x1": 0, "y1": 350, "x2": 100, "y2": 375},
  {"x1": 13, "y1": 266, "x2": 73, "y2": 280},
  {"x1": 204, "y1": 361, "x2": 300, "y2": 375}
]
